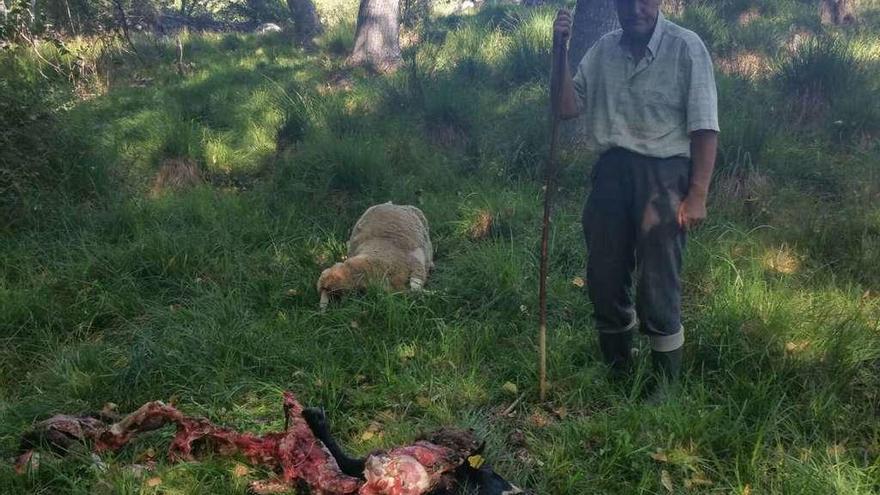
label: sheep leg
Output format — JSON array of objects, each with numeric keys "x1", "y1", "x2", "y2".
[
  {"x1": 408, "y1": 249, "x2": 428, "y2": 291},
  {"x1": 319, "y1": 290, "x2": 330, "y2": 311}
]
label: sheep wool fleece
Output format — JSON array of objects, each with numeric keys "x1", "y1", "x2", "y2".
[{"x1": 348, "y1": 202, "x2": 433, "y2": 288}]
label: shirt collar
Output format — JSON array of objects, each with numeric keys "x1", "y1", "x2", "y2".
[
  {"x1": 619, "y1": 11, "x2": 666, "y2": 60},
  {"x1": 646, "y1": 11, "x2": 666, "y2": 58}
]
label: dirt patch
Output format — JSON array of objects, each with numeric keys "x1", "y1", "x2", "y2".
[
  {"x1": 716, "y1": 51, "x2": 773, "y2": 80},
  {"x1": 150, "y1": 158, "x2": 203, "y2": 196},
  {"x1": 713, "y1": 156, "x2": 772, "y2": 219},
  {"x1": 763, "y1": 245, "x2": 801, "y2": 275},
  {"x1": 467, "y1": 209, "x2": 494, "y2": 240},
  {"x1": 738, "y1": 8, "x2": 761, "y2": 26},
  {"x1": 427, "y1": 122, "x2": 471, "y2": 150}
]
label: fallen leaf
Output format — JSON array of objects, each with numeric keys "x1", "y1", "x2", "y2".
[
  {"x1": 785, "y1": 341, "x2": 810, "y2": 354},
  {"x1": 650, "y1": 449, "x2": 669, "y2": 463},
  {"x1": 127, "y1": 462, "x2": 156, "y2": 478},
  {"x1": 571, "y1": 276, "x2": 585, "y2": 288},
  {"x1": 146, "y1": 476, "x2": 162, "y2": 487},
  {"x1": 552, "y1": 405, "x2": 568, "y2": 419},
  {"x1": 136, "y1": 447, "x2": 157, "y2": 463},
  {"x1": 684, "y1": 471, "x2": 713, "y2": 489},
  {"x1": 377, "y1": 410, "x2": 396, "y2": 422},
  {"x1": 660, "y1": 470, "x2": 673, "y2": 493},
  {"x1": 397, "y1": 343, "x2": 416, "y2": 360},
  {"x1": 286, "y1": 288, "x2": 300, "y2": 296},
  {"x1": 508, "y1": 429, "x2": 527, "y2": 448},
  {"x1": 529, "y1": 411, "x2": 551, "y2": 428},
  {"x1": 360, "y1": 421, "x2": 384, "y2": 442},
  {"x1": 232, "y1": 462, "x2": 251, "y2": 478},
  {"x1": 467, "y1": 455, "x2": 485, "y2": 469},
  {"x1": 502, "y1": 382, "x2": 519, "y2": 395},
  {"x1": 827, "y1": 443, "x2": 846, "y2": 457},
  {"x1": 742, "y1": 485, "x2": 752, "y2": 495}
]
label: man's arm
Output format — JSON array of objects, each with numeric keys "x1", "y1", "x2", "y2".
[
  {"x1": 677, "y1": 130, "x2": 718, "y2": 230},
  {"x1": 678, "y1": 33, "x2": 720, "y2": 231},
  {"x1": 553, "y1": 10, "x2": 580, "y2": 120}
]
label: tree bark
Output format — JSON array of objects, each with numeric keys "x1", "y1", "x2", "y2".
[
  {"x1": 287, "y1": 0, "x2": 323, "y2": 47},
  {"x1": 568, "y1": 0, "x2": 619, "y2": 69},
  {"x1": 349, "y1": 0, "x2": 402, "y2": 71},
  {"x1": 819, "y1": 0, "x2": 856, "y2": 26}
]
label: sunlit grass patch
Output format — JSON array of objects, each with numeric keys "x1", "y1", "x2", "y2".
[{"x1": 761, "y1": 244, "x2": 801, "y2": 275}]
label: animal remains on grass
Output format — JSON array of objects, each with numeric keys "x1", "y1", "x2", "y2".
[
  {"x1": 14, "y1": 391, "x2": 523, "y2": 495},
  {"x1": 318, "y1": 202, "x2": 433, "y2": 310}
]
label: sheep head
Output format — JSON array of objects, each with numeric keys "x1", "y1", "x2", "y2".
[{"x1": 317, "y1": 262, "x2": 354, "y2": 310}]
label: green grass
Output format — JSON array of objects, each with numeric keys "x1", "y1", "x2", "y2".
[{"x1": 2, "y1": 2, "x2": 880, "y2": 494}]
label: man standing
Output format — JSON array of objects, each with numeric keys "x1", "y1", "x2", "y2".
[{"x1": 553, "y1": 1, "x2": 719, "y2": 401}]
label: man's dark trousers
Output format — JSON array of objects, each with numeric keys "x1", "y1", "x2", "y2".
[{"x1": 582, "y1": 147, "x2": 689, "y2": 373}]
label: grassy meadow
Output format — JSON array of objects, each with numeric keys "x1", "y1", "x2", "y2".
[{"x1": 2, "y1": 0, "x2": 880, "y2": 493}]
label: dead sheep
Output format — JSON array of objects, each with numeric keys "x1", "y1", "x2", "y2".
[{"x1": 317, "y1": 202, "x2": 433, "y2": 310}]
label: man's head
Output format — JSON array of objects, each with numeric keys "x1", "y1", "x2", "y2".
[{"x1": 615, "y1": 0, "x2": 660, "y2": 39}]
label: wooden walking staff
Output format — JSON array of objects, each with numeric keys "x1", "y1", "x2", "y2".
[{"x1": 539, "y1": 30, "x2": 568, "y2": 401}]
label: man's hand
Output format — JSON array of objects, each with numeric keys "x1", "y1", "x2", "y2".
[
  {"x1": 677, "y1": 191, "x2": 707, "y2": 231},
  {"x1": 552, "y1": 9, "x2": 580, "y2": 120},
  {"x1": 680, "y1": 129, "x2": 718, "y2": 231},
  {"x1": 554, "y1": 9, "x2": 572, "y2": 44}
]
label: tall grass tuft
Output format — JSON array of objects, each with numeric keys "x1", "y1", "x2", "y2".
[
  {"x1": 776, "y1": 36, "x2": 878, "y2": 135},
  {"x1": 678, "y1": 4, "x2": 732, "y2": 54},
  {"x1": 500, "y1": 9, "x2": 554, "y2": 84}
]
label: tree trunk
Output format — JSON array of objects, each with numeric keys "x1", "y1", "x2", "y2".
[
  {"x1": 349, "y1": 0, "x2": 402, "y2": 71},
  {"x1": 568, "y1": 0, "x2": 619, "y2": 69},
  {"x1": 819, "y1": 0, "x2": 856, "y2": 26},
  {"x1": 287, "y1": 0, "x2": 323, "y2": 47}
]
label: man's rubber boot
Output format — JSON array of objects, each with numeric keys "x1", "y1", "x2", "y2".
[
  {"x1": 598, "y1": 330, "x2": 633, "y2": 378},
  {"x1": 646, "y1": 347, "x2": 683, "y2": 404}
]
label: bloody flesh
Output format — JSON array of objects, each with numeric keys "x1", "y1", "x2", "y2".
[{"x1": 14, "y1": 391, "x2": 475, "y2": 495}]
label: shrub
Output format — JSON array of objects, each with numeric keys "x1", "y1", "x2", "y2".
[
  {"x1": 500, "y1": 9, "x2": 553, "y2": 84},
  {"x1": 278, "y1": 133, "x2": 392, "y2": 196},
  {"x1": 0, "y1": 47, "x2": 106, "y2": 229},
  {"x1": 678, "y1": 4, "x2": 732, "y2": 54},
  {"x1": 776, "y1": 36, "x2": 878, "y2": 136},
  {"x1": 319, "y1": 20, "x2": 356, "y2": 56}
]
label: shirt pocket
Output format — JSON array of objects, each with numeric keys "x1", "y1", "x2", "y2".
[{"x1": 637, "y1": 89, "x2": 683, "y2": 137}]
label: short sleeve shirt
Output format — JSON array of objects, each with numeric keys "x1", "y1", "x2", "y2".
[{"x1": 572, "y1": 12, "x2": 719, "y2": 158}]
